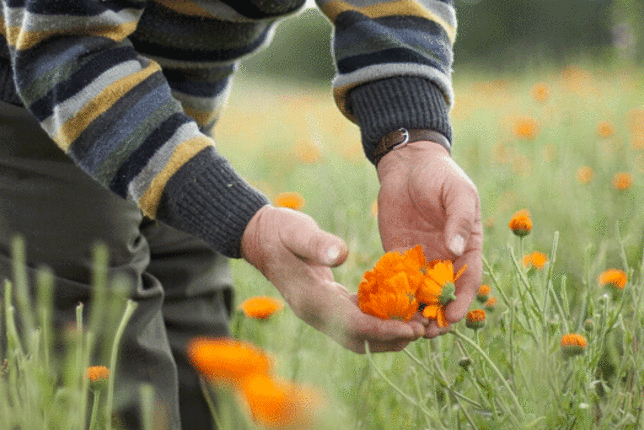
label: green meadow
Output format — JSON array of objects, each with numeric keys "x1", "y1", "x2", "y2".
[{"x1": 1, "y1": 63, "x2": 643, "y2": 429}]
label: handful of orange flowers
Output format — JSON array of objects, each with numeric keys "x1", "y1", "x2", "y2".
[{"x1": 357, "y1": 245, "x2": 466, "y2": 327}]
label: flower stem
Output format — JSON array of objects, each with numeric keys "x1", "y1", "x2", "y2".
[
  {"x1": 450, "y1": 329, "x2": 525, "y2": 421},
  {"x1": 105, "y1": 300, "x2": 138, "y2": 430},
  {"x1": 89, "y1": 390, "x2": 101, "y2": 430}
]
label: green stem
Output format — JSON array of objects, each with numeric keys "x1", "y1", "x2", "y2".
[
  {"x1": 105, "y1": 300, "x2": 138, "y2": 430},
  {"x1": 89, "y1": 390, "x2": 101, "y2": 430},
  {"x1": 450, "y1": 329, "x2": 525, "y2": 421}
]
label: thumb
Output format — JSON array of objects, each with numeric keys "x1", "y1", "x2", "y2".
[
  {"x1": 443, "y1": 182, "x2": 479, "y2": 257},
  {"x1": 278, "y1": 209, "x2": 348, "y2": 266}
]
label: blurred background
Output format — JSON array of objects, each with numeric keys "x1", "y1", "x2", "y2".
[{"x1": 239, "y1": 0, "x2": 643, "y2": 81}]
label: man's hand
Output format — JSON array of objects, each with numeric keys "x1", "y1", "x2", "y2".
[
  {"x1": 377, "y1": 141, "x2": 483, "y2": 338},
  {"x1": 241, "y1": 205, "x2": 426, "y2": 353}
]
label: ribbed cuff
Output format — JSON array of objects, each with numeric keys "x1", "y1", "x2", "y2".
[
  {"x1": 156, "y1": 147, "x2": 270, "y2": 259},
  {"x1": 348, "y1": 76, "x2": 452, "y2": 166}
]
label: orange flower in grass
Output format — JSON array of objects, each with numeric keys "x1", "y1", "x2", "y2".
[
  {"x1": 357, "y1": 246, "x2": 426, "y2": 321},
  {"x1": 523, "y1": 251, "x2": 548, "y2": 269},
  {"x1": 599, "y1": 269, "x2": 627, "y2": 290},
  {"x1": 239, "y1": 296, "x2": 284, "y2": 320},
  {"x1": 575, "y1": 166, "x2": 594, "y2": 184},
  {"x1": 476, "y1": 284, "x2": 490, "y2": 303},
  {"x1": 86, "y1": 366, "x2": 109, "y2": 390},
  {"x1": 612, "y1": 172, "x2": 633, "y2": 191},
  {"x1": 274, "y1": 192, "x2": 305, "y2": 210},
  {"x1": 561, "y1": 333, "x2": 588, "y2": 357},
  {"x1": 465, "y1": 309, "x2": 486, "y2": 330},
  {"x1": 240, "y1": 374, "x2": 321, "y2": 429},
  {"x1": 512, "y1": 117, "x2": 539, "y2": 140},
  {"x1": 597, "y1": 121, "x2": 615, "y2": 139},
  {"x1": 509, "y1": 209, "x2": 532, "y2": 237},
  {"x1": 417, "y1": 260, "x2": 467, "y2": 328},
  {"x1": 530, "y1": 83, "x2": 550, "y2": 103},
  {"x1": 187, "y1": 338, "x2": 272, "y2": 385}
]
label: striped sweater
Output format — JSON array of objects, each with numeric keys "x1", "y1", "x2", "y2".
[{"x1": 0, "y1": 0, "x2": 456, "y2": 258}]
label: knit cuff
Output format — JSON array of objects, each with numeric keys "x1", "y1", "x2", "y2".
[
  {"x1": 156, "y1": 147, "x2": 270, "y2": 259},
  {"x1": 348, "y1": 76, "x2": 452, "y2": 166}
]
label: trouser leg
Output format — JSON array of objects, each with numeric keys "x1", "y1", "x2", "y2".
[
  {"x1": 142, "y1": 219, "x2": 234, "y2": 430},
  {"x1": 0, "y1": 101, "x2": 182, "y2": 429}
]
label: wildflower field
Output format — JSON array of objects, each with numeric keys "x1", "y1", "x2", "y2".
[{"x1": 1, "y1": 61, "x2": 644, "y2": 429}]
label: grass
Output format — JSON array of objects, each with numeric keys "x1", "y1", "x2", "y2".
[{"x1": 1, "y1": 61, "x2": 644, "y2": 429}]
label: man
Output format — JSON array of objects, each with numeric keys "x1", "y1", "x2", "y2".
[{"x1": 0, "y1": 0, "x2": 481, "y2": 428}]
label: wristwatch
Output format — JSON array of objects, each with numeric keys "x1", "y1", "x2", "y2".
[{"x1": 373, "y1": 128, "x2": 451, "y2": 165}]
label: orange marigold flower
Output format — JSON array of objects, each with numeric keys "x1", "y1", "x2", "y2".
[
  {"x1": 274, "y1": 192, "x2": 305, "y2": 210},
  {"x1": 530, "y1": 83, "x2": 550, "y2": 103},
  {"x1": 357, "y1": 245, "x2": 426, "y2": 321},
  {"x1": 484, "y1": 297, "x2": 498, "y2": 312},
  {"x1": 239, "y1": 296, "x2": 284, "y2": 320},
  {"x1": 417, "y1": 260, "x2": 466, "y2": 328},
  {"x1": 523, "y1": 251, "x2": 548, "y2": 270},
  {"x1": 187, "y1": 337, "x2": 272, "y2": 385},
  {"x1": 239, "y1": 374, "x2": 320, "y2": 429},
  {"x1": 575, "y1": 166, "x2": 594, "y2": 184},
  {"x1": 612, "y1": 172, "x2": 633, "y2": 191},
  {"x1": 598, "y1": 269, "x2": 627, "y2": 290},
  {"x1": 465, "y1": 309, "x2": 486, "y2": 330},
  {"x1": 86, "y1": 366, "x2": 110, "y2": 384},
  {"x1": 509, "y1": 209, "x2": 532, "y2": 237},
  {"x1": 293, "y1": 140, "x2": 322, "y2": 164},
  {"x1": 560, "y1": 333, "x2": 588, "y2": 357},
  {"x1": 512, "y1": 117, "x2": 539, "y2": 140},
  {"x1": 476, "y1": 284, "x2": 490, "y2": 303},
  {"x1": 596, "y1": 120, "x2": 615, "y2": 139}
]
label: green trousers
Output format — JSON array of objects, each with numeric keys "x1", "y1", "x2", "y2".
[{"x1": 0, "y1": 100, "x2": 233, "y2": 429}]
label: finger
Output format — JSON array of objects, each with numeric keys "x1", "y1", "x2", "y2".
[
  {"x1": 424, "y1": 320, "x2": 451, "y2": 339},
  {"x1": 347, "y1": 313, "x2": 424, "y2": 353},
  {"x1": 445, "y1": 248, "x2": 483, "y2": 324},
  {"x1": 443, "y1": 174, "x2": 480, "y2": 257},
  {"x1": 277, "y1": 209, "x2": 348, "y2": 266}
]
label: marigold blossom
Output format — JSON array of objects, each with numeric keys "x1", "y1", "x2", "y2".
[
  {"x1": 274, "y1": 192, "x2": 305, "y2": 210},
  {"x1": 465, "y1": 309, "x2": 486, "y2": 330},
  {"x1": 239, "y1": 296, "x2": 284, "y2": 320},
  {"x1": 357, "y1": 246, "x2": 426, "y2": 321},
  {"x1": 612, "y1": 172, "x2": 633, "y2": 191},
  {"x1": 239, "y1": 374, "x2": 320, "y2": 429},
  {"x1": 523, "y1": 251, "x2": 548, "y2": 269},
  {"x1": 560, "y1": 333, "x2": 588, "y2": 357},
  {"x1": 512, "y1": 117, "x2": 539, "y2": 140},
  {"x1": 417, "y1": 260, "x2": 466, "y2": 328},
  {"x1": 293, "y1": 140, "x2": 322, "y2": 164},
  {"x1": 509, "y1": 209, "x2": 532, "y2": 237},
  {"x1": 598, "y1": 269, "x2": 627, "y2": 290},
  {"x1": 484, "y1": 297, "x2": 498, "y2": 312},
  {"x1": 86, "y1": 366, "x2": 110, "y2": 384},
  {"x1": 575, "y1": 166, "x2": 594, "y2": 184},
  {"x1": 596, "y1": 120, "x2": 615, "y2": 139},
  {"x1": 476, "y1": 284, "x2": 490, "y2": 303},
  {"x1": 530, "y1": 83, "x2": 550, "y2": 103},
  {"x1": 187, "y1": 337, "x2": 272, "y2": 385}
]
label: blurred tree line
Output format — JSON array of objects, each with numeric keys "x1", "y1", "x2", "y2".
[{"x1": 241, "y1": 0, "x2": 643, "y2": 81}]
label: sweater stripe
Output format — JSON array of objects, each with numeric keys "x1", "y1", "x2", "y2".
[
  {"x1": 52, "y1": 60, "x2": 161, "y2": 150},
  {"x1": 138, "y1": 134, "x2": 212, "y2": 218}
]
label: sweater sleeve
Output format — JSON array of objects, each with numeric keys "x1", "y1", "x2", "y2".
[
  {"x1": 0, "y1": 0, "x2": 269, "y2": 258},
  {"x1": 315, "y1": 0, "x2": 456, "y2": 164}
]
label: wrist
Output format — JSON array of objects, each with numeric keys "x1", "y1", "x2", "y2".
[
  {"x1": 374, "y1": 128, "x2": 451, "y2": 166},
  {"x1": 376, "y1": 140, "x2": 450, "y2": 182}
]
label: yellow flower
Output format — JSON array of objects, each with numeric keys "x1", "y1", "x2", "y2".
[
  {"x1": 187, "y1": 338, "x2": 272, "y2": 385},
  {"x1": 239, "y1": 296, "x2": 284, "y2": 320},
  {"x1": 523, "y1": 251, "x2": 548, "y2": 270},
  {"x1": 598, "y1": 269, "x2": 627, "y2": 290},
  {"x1": 357, "y1": 246, "x2": 426, "y2": 321},
  {"x1": 465, "y1": 309, "x2": 486, "y2": 330},
  {"x1": 575, "y1": 166, "x2": 594, "y2": 184},
  {"x1": 509, "y1": 209, "x2": 532, "y2": 237},
  {"x1": 274, "y1": 192, "x2": 305, "y2": 210},
  {"x1": 612, "y1": 172, "x2": 633, "y2": 191},
  {"x1": 560, "y1": 333, "x2": 587, "y2": 357}
]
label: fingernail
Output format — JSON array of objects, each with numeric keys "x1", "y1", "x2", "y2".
[
  {"x1": 449, "y1": 235, "x2": 465, "y2": 256},
  {"x1": 326, "y1": 246, "x2": 340, "y2": 265}
]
